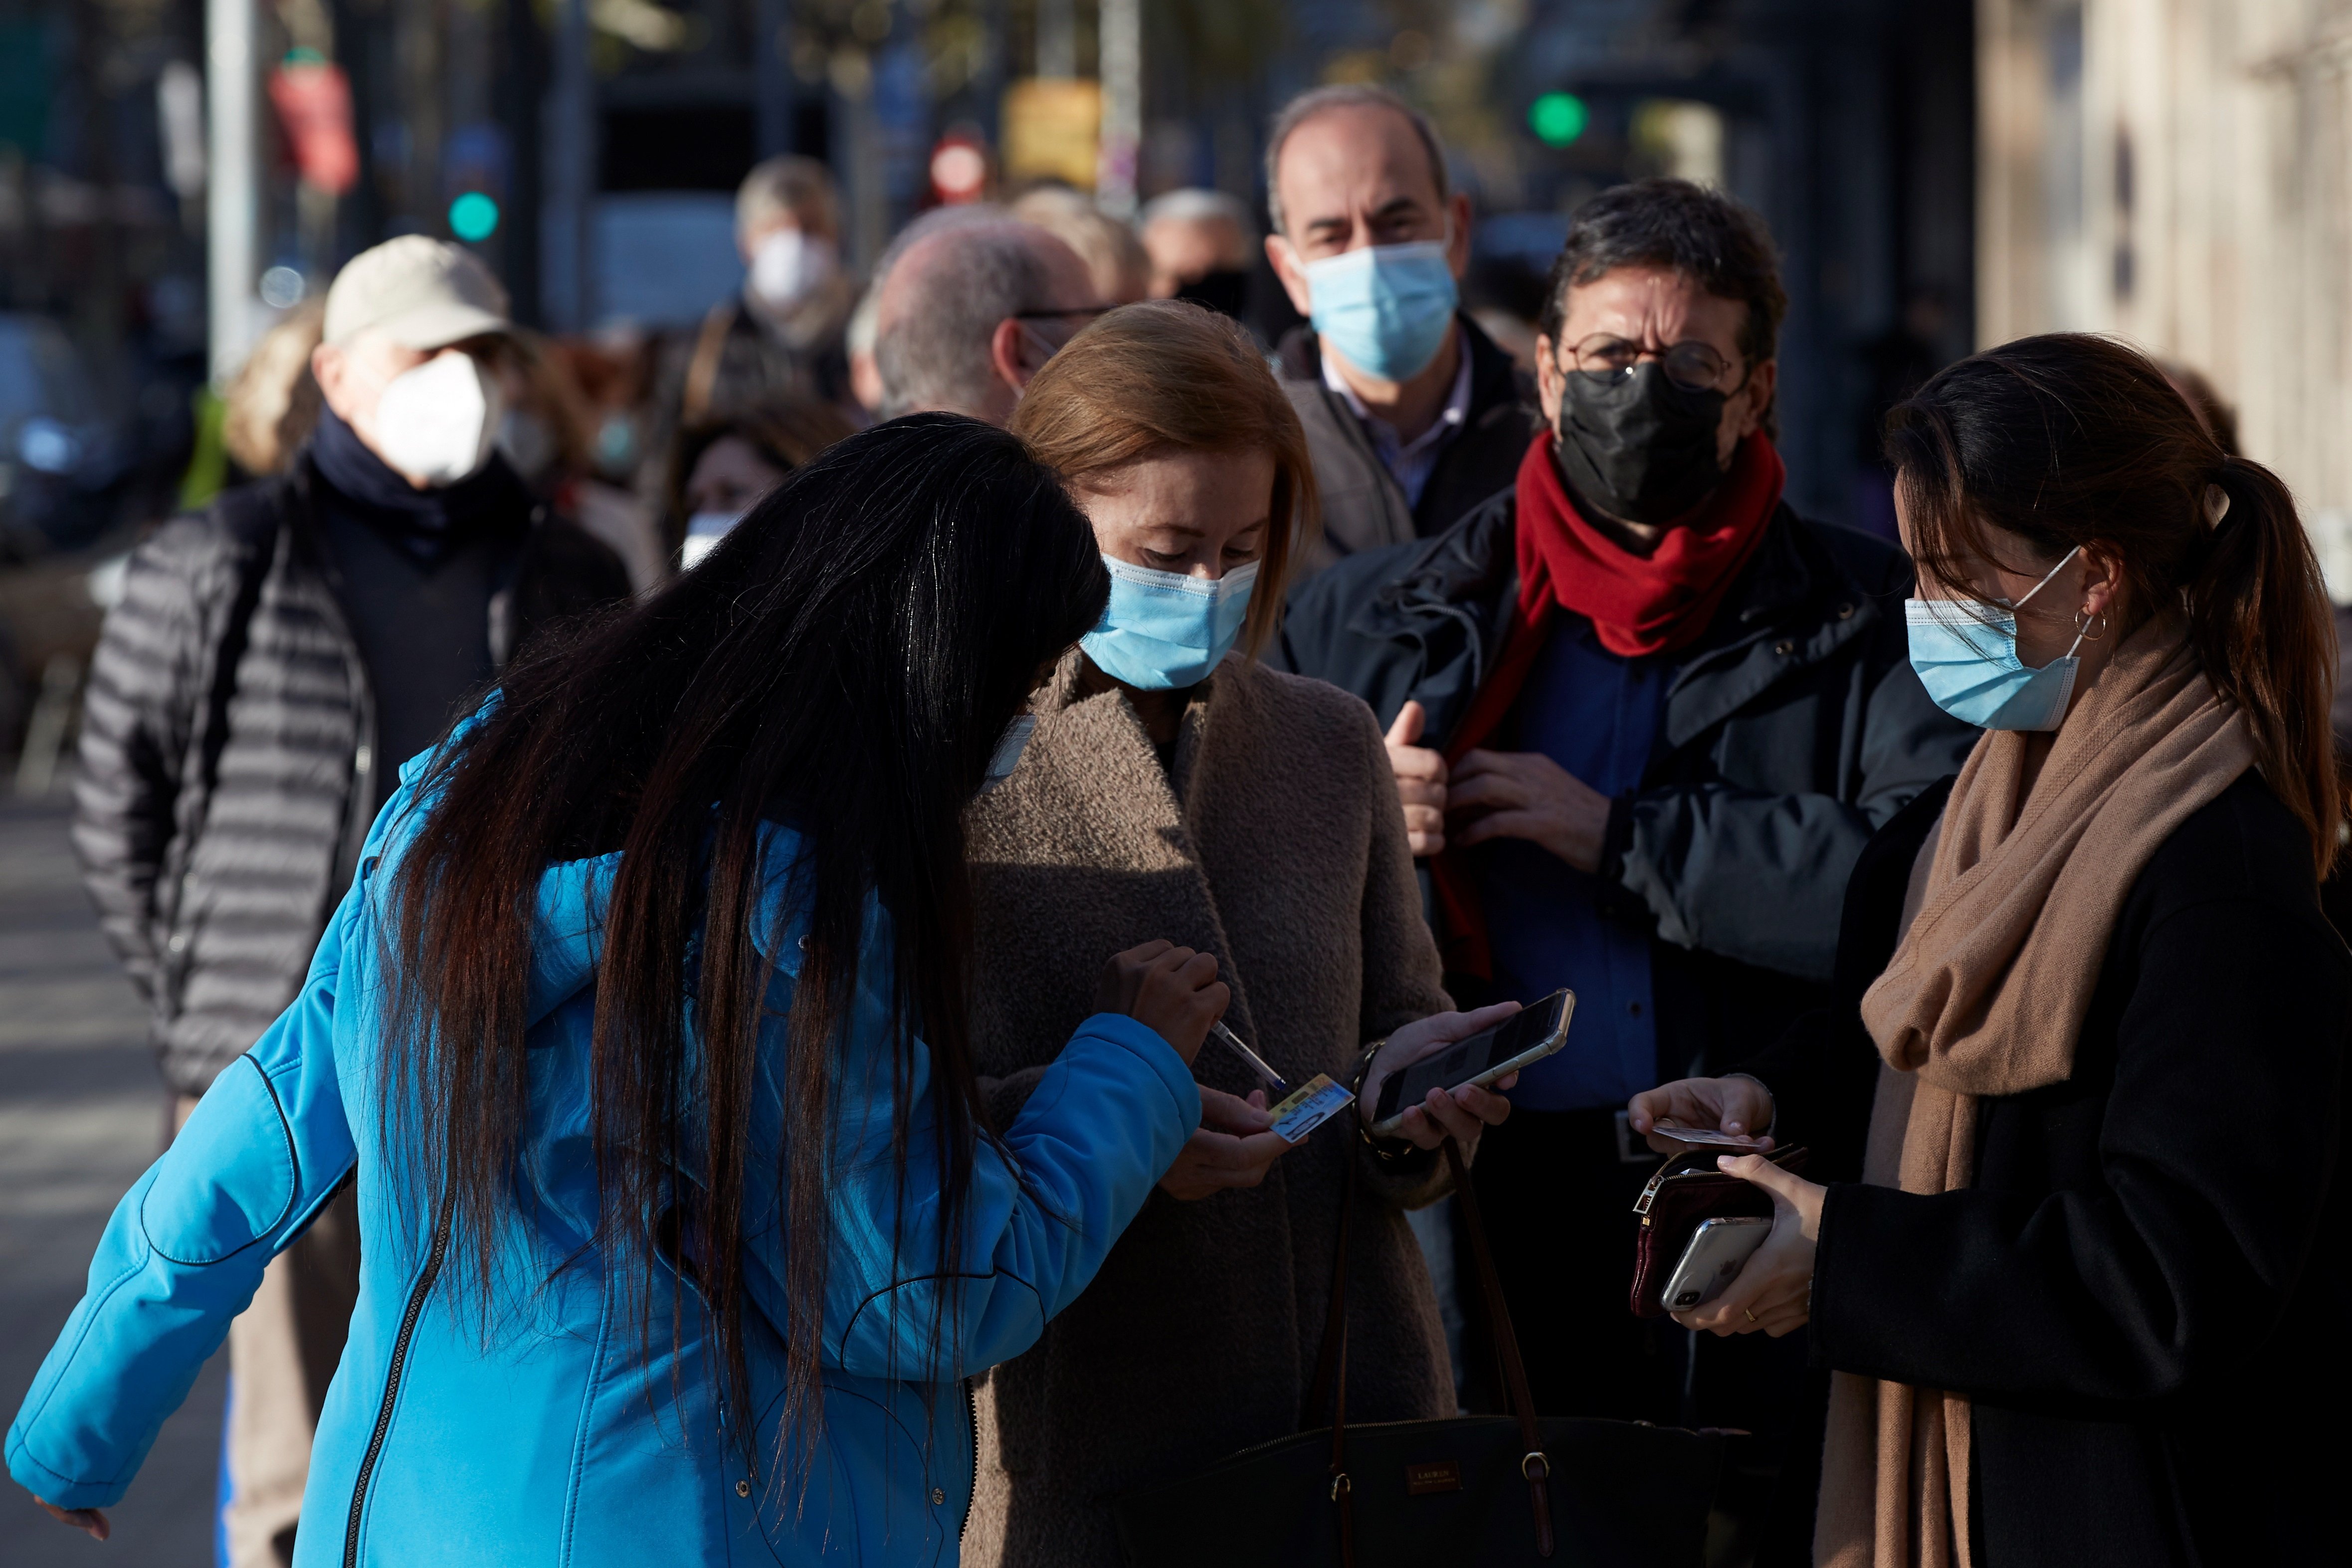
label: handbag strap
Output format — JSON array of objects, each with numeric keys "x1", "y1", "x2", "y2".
[
  {"x1": 1305, "y1": 1134, "x2": 1555, "y2": 1562},
  {"x1": 1445, "y1": 1136, "x2": 1555, "y2": 1558}
]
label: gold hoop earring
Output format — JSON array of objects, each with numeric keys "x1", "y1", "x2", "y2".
[{"x1": 2075, "y1": 607, "x2": 2110, "y2": 641}]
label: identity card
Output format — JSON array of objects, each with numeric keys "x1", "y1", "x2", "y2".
[{"x1": 1268, "y1": 1074, "x2": 1355, "y2": 1143}]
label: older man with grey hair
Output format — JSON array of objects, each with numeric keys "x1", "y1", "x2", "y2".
[
  {"x1": 874, "y1": 217, "x2": 1101, "y2": 425},
  {"x1": 1262, "y1": 84, "x2": 1535, "y2": 573}
]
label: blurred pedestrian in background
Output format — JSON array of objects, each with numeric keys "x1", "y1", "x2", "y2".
[
  {"x1": 1138, "y1": 188, "x2": 1257, "y2": 315},
  {"x1": 1635, "y1": 334, "x2": 2349, "y2": 1567},
  {"x1": 665, "y1": 399, "x2": 854, "y2": 568},
  {"x1": 494, "y1": 331, "x2": 669, "y2": 594},
  {"x1": 1011, "y1": 185, "x2": 1152, "y2": 306},
  {"x1": 17, "y1": 413, "x2": 1227, "y2": 1566},
  {"x1": 1263, "y1": 85, "x2": 1538, "y2": 572},
  {"x1": 967, "y1": 299, "x2": 1516, "y2": 1565},
  {"x1": 1276, "y1": 179, "x2": 1976, "y2": 1455},
  {"x1": 65, "y1": 235, "x2": 628, "y2": 1568},
  {"x1": 657, "y1": 155, "x2": 856, "y2": 436},
  {"x1": 874, "y1": 218, "x2": 1102, "y2": 423},
  {"x1": 220, "y1": 301, "x2": 325, "y2": 481}
]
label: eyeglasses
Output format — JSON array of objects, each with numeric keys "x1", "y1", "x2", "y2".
[
  {"x1": 1011, "y1": 305, "x2": 1117, "y2": 322},
  {"x1": 1565, "y1": 333, "x2": 1741, "y2": 393},
  {"x1": 1011, "y1": 304, "x2": 1115, "y2": 355}
]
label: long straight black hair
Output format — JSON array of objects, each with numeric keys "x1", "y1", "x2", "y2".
[{"x1": 379, "y1": 413, "x2": 1109, "y2": 1473}]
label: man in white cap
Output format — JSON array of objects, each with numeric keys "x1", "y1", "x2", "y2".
[{"x1": 70, "y1": 235, "x2": 628, "y2": 1568}]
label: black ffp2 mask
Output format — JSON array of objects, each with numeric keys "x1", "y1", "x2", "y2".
[{"x1": 1554, "y1": 361, "x2": 1728, "y2": 525}]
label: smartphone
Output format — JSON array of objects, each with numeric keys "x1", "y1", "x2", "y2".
[
  {"x1": 1662, "y1": 1216, "x2": 1771, "y2": 1312},
  {"x1": 1367, "y1": 990, "x2": 1574, "y2": 1138}
]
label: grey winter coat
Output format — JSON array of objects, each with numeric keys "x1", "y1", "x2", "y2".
[
  {"x1": 70, "y1": 455, "x2": 628, "y2": 1094},
  {"x1": 1278, "y1": 313, "x2": 1537, "y2": 575}
]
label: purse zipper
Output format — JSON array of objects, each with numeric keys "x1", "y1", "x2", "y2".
[{"x1": 1632, "y1": 1164, "x2": 1675, "y2": 1217}]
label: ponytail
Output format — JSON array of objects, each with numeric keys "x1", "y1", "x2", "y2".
[{"x1": 2189, "y1": 458, "x2": 2342, "y2": 875}]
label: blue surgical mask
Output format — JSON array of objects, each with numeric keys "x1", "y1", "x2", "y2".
[
  {"x1": 1905, "y1": 547, "x2": 2088, "y2": 731},
  {"x1": 979, "y1": 714, "x2": 1036, "y2": 795},
  {"x1": 1080, "y1": 558, "x2": 1259, "y2": 690},
  {"x1": 1303, "y1": 240, "x2": 1459, "y2": 383}
]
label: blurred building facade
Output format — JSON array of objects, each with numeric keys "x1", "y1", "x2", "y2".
[{"x1": 1979, "y1": 0, "x2": 2352, "y2": 592}]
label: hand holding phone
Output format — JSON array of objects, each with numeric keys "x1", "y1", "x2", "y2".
[{"x1": 1364, "y1": 991, "x2": 1575, "y2": 1142}]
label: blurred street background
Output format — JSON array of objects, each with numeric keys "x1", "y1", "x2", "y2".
[{"x1": 8, "y1": 0, "x2": 2352, "y2": 1556}]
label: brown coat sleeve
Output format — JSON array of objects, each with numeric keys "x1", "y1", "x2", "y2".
[{"x1": 1340, "y1": 691, "x2": 1456, "y2": 1209}]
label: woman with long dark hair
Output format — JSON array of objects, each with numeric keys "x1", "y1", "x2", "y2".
[
  {"x1": 1625, "y1": 335, "x2": 2350, "y2": 1565},
  {"x1": 9, "y1": 414, "x2": 1226, "y2": 1565}
]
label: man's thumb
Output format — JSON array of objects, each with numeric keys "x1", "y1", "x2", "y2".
[{"x1": 1386, "y1": 699, "x2": 1426, "y2": 748}]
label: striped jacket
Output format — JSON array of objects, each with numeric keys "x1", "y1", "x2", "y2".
[{"x1": 71, "y1": 454, "x2": 629, "y2": 1094}]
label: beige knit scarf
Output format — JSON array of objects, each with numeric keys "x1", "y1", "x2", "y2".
[{"x1": 1814, "y1": 611, "x2": 2255, "y2": 1568}]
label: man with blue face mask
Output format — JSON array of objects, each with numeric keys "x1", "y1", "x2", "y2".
[{"x1": 1264, "y1": 85, "x2": 1540, "y2": 574}]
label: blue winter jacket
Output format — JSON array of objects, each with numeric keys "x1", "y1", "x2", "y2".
[{"x1": 7, "y1": 752, "x2": 1201, "y2": 1565}]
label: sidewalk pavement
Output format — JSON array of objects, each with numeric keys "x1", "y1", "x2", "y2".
[{"x1": 0, "y1": 790, "x2": 223, "y2": 1564}]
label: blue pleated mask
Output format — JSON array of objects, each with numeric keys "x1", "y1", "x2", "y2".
[
  {"x1": 1303, "y1": 240, "x2": 1459, "y2": 383},
  {"x1": 1905, "y1": 546, "x2": 2087, "y2": 732},
  {"x1": 1080, "y1": 558, "x2": 1259, "y2": 690}
]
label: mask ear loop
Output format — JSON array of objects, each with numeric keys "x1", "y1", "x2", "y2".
[{"x1": 2007, "y1": 544, "x2": 2084, "y2": 611}]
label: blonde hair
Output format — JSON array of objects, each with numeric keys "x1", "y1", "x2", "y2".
[
  {"x1": 1010, "y1": 300, "x2": 1319, "y2": 657},
  {"x1": 224, "y1": 300, "x2": 325, "y2": 476}
]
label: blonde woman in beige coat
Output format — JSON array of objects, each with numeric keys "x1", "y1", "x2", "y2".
[{"x1": 963, "y1": 301, "x2": 1520, "y2": 1565}]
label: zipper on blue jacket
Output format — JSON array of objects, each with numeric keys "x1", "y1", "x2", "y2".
[
  {"x1": 343, "y1": 1192, "x2": 453, "y2": 1568},
  {"x1": 960, "y1": 1378, "x2": 977, "y2": 1543}
]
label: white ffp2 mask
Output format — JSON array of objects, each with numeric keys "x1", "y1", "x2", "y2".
[
  {"x1": 372, "y1": 351, "x2": 501, "y2": 487},
  {"x1": 748, "y1": 229, "x2": 837, "y2": 311}
]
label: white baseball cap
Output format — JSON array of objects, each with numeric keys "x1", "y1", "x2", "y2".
[{"x1": 322, "y1": 235, "x2": 511, "y2": 350}]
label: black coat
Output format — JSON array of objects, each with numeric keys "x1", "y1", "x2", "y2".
[
  {"x1": 1271, "y1": 485, "x2": 1977, "y2": 1081},
  {"x1": 71, "y1": 454, "x2": 630, "y2": 1094},
  {"x1": 1751, "y1": 772, "x2": 2351, "y2": 1567}
]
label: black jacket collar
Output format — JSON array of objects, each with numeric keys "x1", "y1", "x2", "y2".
[{"x1": 1348, "y1": 472, "x2": 1890, "y2": 750}]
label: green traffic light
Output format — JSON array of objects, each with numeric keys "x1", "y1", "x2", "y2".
[
  {"x1": 1530, "y1": 92, "x2": 1589, "y2": 147},
  {"x1": 449, "y1": 191, "x2": 500, "y2": 243}
]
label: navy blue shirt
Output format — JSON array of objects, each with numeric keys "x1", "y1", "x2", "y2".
[{"x1": 1469, "y1": 618, "x2": 1670, "y2": 1111}]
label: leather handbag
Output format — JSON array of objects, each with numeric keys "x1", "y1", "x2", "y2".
[
  {"x1": 1112, "y1": 1140, "x2": 1724, "y2": 1566},
  {"x1": 1627, "y1": 1145, "x2": 1809, "y2": 1319}
]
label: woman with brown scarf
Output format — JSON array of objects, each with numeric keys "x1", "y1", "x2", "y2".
[
  {"x1": 1625, "y1": 335, "x2": 2350, "y2": 1567},
  {"x1": 958, "y1": 301, "x2": 1522, "y2": 1565}
]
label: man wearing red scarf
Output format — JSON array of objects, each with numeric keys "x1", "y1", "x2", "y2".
[{"x1": 1275, "y1": 182, "x2": 1974, "y2": 1454}]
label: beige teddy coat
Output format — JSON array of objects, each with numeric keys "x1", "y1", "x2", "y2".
[{"x1": 960, "y1": 649, "x2": 1457, "y2": 1567}]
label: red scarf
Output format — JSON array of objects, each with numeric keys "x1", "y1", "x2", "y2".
[
  {"x1": 1427, "y1": 430, "x2": 1784, "y2": 979},
  {"x1": 1514, "y1": 428, "x2": 1784, "y2": 657}
]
